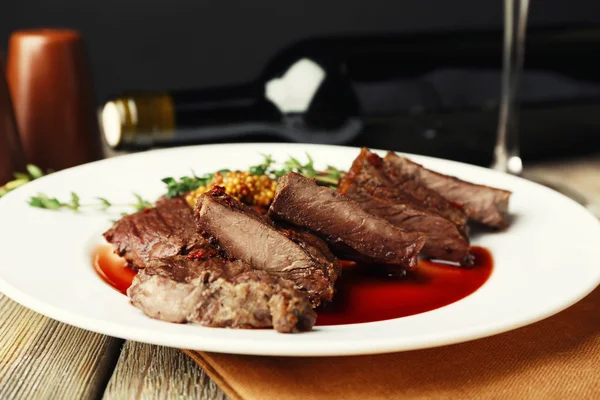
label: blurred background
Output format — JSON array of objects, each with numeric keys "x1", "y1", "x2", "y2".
[{"x1": 3, "y1": 0, "x2": 600, "y2": 166}]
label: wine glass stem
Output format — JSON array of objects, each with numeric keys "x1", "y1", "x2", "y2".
[{"x1": 492, "y1": 0, "x2": 530, "y2": 175}]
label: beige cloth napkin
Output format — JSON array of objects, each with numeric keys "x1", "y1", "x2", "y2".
[{"x1": 183, "y1": 286, "x2": 600, "y2": 400}]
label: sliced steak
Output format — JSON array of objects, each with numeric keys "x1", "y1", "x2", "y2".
[
  {"x1": 194, "y1": 186, "x2": 339, "y2": 306},
  {"x1": 103, "y1": 197, "x2": 208, "y2": 268},
  {"x1": 384, "y1": 152, "x2": 512, "y2": 229},
  {"x1": 339, "y1": 148, "x2": 470, "y2": 263},
  {"x1": 128, "y1": 254, "x2": 316, "y2": 333},
  {"x1": 378, "y1": 158, "x2": 467, "y2": 230},
  {"x1": 268, "y1": 172, "x2": 427, "y2": 269}
]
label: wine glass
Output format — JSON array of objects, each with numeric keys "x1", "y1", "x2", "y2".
[
  {"x1": 491, "y1": 0, "x2": 593, "y2": 210},
  {"x1": 491, "y1": 0, "x2": 529, "y2": 175}
]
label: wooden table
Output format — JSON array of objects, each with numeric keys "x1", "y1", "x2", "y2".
[{"x1": 1, "y1": 155, "x2": 599, "y2": 400}]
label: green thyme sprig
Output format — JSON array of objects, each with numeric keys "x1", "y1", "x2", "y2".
[
  {"x1": 1, "y1": 163, "x2": 153, "y2": 213},
  {"x1": 27, "y1": 192, "x2": 153, "y2": 213},
  {"x1": 249, "y1": 154, "x2": 276, "y2": 176},
  {"x1": 161, "y1": 153, "x2": 345, "y2": 197},
  {"x1": 18, "y1": 152, "x2": 345, "y2": 215},
  {"x1": 162, "y1": 169, "x2": 232, "y2": 199},
  {"x1": 0, "y1": 164, "x2": 45, "y2": 198},
  {"x1": 260, "y1": 153, "x2": 344, "y2": 188}
]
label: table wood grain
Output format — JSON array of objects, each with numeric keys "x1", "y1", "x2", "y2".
[
  {"x1": 103, "y1": 342, "x2": 227, "y2": 400},
  {"x1": 0, "y1": 154, "x2": 598, "y2": 400},
  {"x1": 0, "y1": 294, "x2": 122, "y2": 399}
]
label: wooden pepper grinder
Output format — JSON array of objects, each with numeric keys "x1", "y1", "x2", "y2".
[
  {"x1": 0, "y1": 55, "x2": 26, "y2": 185},
  {"x1": 7, "y1": 29, "x2": 102, "y2": 171}
]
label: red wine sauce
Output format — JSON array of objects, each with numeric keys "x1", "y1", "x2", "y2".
[
  {"x1": 92, "y1": 245, "x2": 137, "y2": 295},
  {"x1": 93, "y1": 245, "x2": 493, "y2": 325},
  {"x1": 316, "y1": 247, "x2": 493, "y2": 325}
]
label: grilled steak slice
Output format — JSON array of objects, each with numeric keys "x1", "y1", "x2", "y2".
[
  {"x1": 339, "y1": 148, "x2": 470, "y2": 262},
  {"x1": 128, "y1": 254, "x2": 316, "y2": 333},
  {"x1": 194, "y1": 187, "x2": 339, "y2": 306},
  {"x1": 103, "y1": 197, "x2": 209, "y2": 268},
  {"x1": 377, "y1": 159, "x2": 467, "y2": 230},
  {"x1": 268, "y1": 172, "x2": 427, "y2": 269},
  {"x1": 383, "y1": 153, "x2": 512, "y2": 229}
]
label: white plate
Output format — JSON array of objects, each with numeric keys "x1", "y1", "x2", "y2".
[{"x1": 0, "y1": 143, "x2": 599, "y2": 357}]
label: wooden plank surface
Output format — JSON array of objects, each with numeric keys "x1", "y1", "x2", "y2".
[
  {"x1": 0, "y1": 293, "x2": 123, "y2": 400},
  {"x1": 102, "y1": 341, "x2": 227, "y2": 400}
]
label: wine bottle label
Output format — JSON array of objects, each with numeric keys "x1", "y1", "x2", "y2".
[{"x1": 265, "y1": 58, "x2": 325, "y2": 113}]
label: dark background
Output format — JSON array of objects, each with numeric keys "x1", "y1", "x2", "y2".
[
  {"x1": 3, "y1": 0, "x2": 600, "y2": 103},
  {"x1": 3, "y1": 0, "x2": 600, "y2": 163}
]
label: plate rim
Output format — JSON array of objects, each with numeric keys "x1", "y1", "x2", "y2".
[{"x1": 1, "y1": 142, "x2": 599, "y2": 357}]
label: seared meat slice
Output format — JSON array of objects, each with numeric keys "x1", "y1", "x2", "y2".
[
  {"x1": 194, "y1": 187, "x2": 339, "y2": 306},
  {"x1": 339, "y1": 148, "x2": 470, "y2": 263},
  {"x1": 103, "y1": 197, "x2": 209, "y2": 268},
  {"x1": 268, "y1": 172, "x2": 427, "y2": 269},
  {"x1": 345, "y1": 193, "x2": 470, "y2": 263},
  {"x1": 377, "y1": 157, "x2": 467, "y2": 230},
  {"x1": 128, "y1": 254, "x2": 316, "y2": 333},
  {"x1": 384, "y1": 152, "x2": 512, "y2": 229}
]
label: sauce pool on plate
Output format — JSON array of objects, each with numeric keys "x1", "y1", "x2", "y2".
[
  {"x1": 93, "y1": 245, "x2": 137, "y2": 295},
  {"x1": 316, "y1": 246, "x2": 493, "y2": 325},
  {"x1": 93, "y1": 245, "x2": 493, "y2": 325}
]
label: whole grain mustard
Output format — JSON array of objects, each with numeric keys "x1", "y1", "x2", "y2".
[{"x1": 186, "y1": 171, "x2": 277, "y2": 207}]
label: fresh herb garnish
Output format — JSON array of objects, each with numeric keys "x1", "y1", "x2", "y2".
[
  {"x1": 97, "y1": 197, "x2": 113, "y2": 211},
  {"x1": 27, "y1": 192, "x2": 154, "y2": 213},
  {"x1": 17, "y1": 153, "x2": 344, "y2": 214},
  {"x1": 1, "y1": 163, "x2": 153, "y2": 214},
  {"x1": 251, "y1": 153, "x2": 344, "y2": 188},
  {"x1": 0, "y1": 164, "x2": 47, "y2": 198},
  {"x1": 132, "y1": 193, "x2": 153, "y2": 212},
  {"x1": 162, "y1": 168, "x2": 232, "y2": 199},
  {"x1": 249, "y1": 154, "x2": 275, "y2": 176},
  {"x1": 162, "y1": 153, "x2": 343, "y2": 199},
  {"x1": 26, "y1": 164, "x2": 44, "y2": 180}
]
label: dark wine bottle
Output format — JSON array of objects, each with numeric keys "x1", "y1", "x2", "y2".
[
  {"x1": 101, "y1": 56, "x2": 361, "y2": 149},
  {"x1": 101, "y1": 28, "x2": 600, "y2": 156}
]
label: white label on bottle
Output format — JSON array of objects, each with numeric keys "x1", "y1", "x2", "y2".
[{"x1": 265, "y1": 58, "x2": 326, "y2": 113}]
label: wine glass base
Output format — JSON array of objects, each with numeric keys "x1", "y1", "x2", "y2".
[{"x1": 491, "y1": 154, "x2": 523, "y2": 176}]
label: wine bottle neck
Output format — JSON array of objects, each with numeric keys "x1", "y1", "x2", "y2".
[
  {"x1": 101, "y1": 58, "x2": 361, "y2": 148},
  {"x1": 101, "y1": 83, "x2": 281, "y2": 147}
]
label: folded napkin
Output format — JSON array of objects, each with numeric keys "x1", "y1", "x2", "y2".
[{"x1": 184, "y1": 286, "x2": 600, "y2": 400}]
